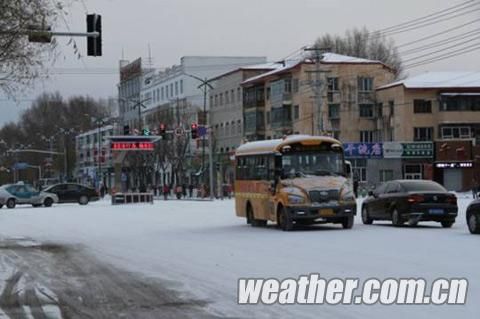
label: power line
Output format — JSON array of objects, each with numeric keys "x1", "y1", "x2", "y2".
[
  {"x1": 403, "y1": 37, "x2": 480, "y2": 63},
  {"x1": 378, "y1": 7, "x2": 480, "y2": 37},
  {"x1": 397, "y1": 18, "x2": 480, "y2": 48},
  {"x1": 404, "y1": 43, "x2": 480, "y2": 69},
  {"x1": 399, "y1": 28, "x2": 480, "y2": 55},
  {"x1": 376, "y1": 0, "x2": 479, "y2": 34}
]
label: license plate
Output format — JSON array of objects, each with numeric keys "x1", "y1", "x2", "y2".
[
  {"x1": 429, "y1": 208, "x2": 444, "y2": 215},
  {"x1": 320, "y1": 209, "x2": 335, "y2": 217}
]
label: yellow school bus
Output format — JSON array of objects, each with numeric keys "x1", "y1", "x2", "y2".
[{"x1": 234, "y1": 135, "x2": 356, "y2": 231}]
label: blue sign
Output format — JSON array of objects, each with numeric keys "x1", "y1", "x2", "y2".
[
  {"x1": 198, "y1": 126, "x2": 208, "y2": 137},
  {"x1": 12, "y1": 162, "x2": 30, "y2": 170},
  {"x1": 344, "y1": 143, "x2": 383, "y2": 159}
]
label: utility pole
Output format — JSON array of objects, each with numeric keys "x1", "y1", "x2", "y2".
[{"x1": 304, "y1": 47, "x2": 331, "y2": 136}]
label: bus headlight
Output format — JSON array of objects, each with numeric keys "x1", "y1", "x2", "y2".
[{"x1": 288, "y1": 194, "x2": 306, "y2": 204}]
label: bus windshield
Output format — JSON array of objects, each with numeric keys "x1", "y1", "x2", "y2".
[{"x1": 281, "y1": 151, "x2": 345, "y2": 178}]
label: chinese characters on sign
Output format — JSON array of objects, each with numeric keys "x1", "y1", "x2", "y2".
[
  {"x1": 111, "y1": 142, "x2": 154, "y2": 151},
  {"x1": 344, "y1": 143, "x2": 383, "y2": 159},
  {"x1": 345, "y1": 142, "x2": 434, "y2": 159}
]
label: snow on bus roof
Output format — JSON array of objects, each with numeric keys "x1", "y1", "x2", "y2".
[{"x1": 235, "y1": 135, "x2": 341, "y2": 156}]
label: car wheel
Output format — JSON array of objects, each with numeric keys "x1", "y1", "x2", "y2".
[
  {"x1": 361, "y1": 206, "x2": 373, "y2": 225},
  {"x1": 342, "y1": 216, "x2": 354, "y2": 229},
  {"x1": 0, "y1": 204, "x2": 3, "y2": 209},
  {"x1": 43, "y1": 197, "x2": 54, "y2": 207},
  {"x1": 392, "y1": 209, "x2": 404, "y2": 227},
  {"x1": 277, "y1": 206, "x2": 293, "y2": 231},
  {"x1": 32, "y1": 204, "x2": 42, "y2": 208},
  {"x1": 441, "y1": 221, "x2": 454, "y2": 228},
  {"x1": 6, "y1": 198, "x2": 16, "y2": 209},
  {"x1": 79, "y1": 195, "x2": 89, "y2": 205},
  {"x1": 468, "y1": 213, "x2": 480, "y2": 234}
]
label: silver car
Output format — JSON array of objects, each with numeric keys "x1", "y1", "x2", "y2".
[{"x1": 0, "y1": 183, "x2": 59, "y2": 209}]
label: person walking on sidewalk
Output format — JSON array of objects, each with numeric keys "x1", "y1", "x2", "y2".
[{"x1": 163, "y1": 184, "x2": 169, "y2": 200}]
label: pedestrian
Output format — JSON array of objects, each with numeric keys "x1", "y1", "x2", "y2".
[
  {"x1": 99, "y1": 182, "x2": 106, "y2": 198},
  {"x1": 163, "y1": 184, "x2": 169, "y2": 200},
  {"x1": 182, "y1": 183, "x2": 187, "y2": 198},
  {"x1": 472, "y1": 177, "x2": 479, "y2": 199},
  {"x1": 188, "y1": 184, "x2": 194, "y2": 198},
  {"x1": 176, "y1": 185, "x2": 183, "y2": 199}
]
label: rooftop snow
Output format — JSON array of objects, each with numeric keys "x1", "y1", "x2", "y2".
[
  {"x1": 242, "y1": 53, "x2": 387, "y2": 85},
  {"x1": 378, "y1": 72, "x2": 480, "y2": 90}
]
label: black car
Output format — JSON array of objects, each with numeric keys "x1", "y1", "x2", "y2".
[
  {"x1": 361, "y1": 180, "x2": 457, "y2": 227},
  {"x1": 44, "y1": 183, "x2": 99, "y2": 205},
  {"x1": 466, "y1": 199, "x2": 480, "y2": 234}
]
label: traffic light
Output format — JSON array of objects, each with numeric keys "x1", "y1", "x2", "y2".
[
  {"x1": 191, "y1": 123, "x2": 198, "y2": 139},
  {"x1": 159, "y1": 123, "x2": 166, "y2": 137},
  {"x1": 123, "y1": 125, "x2": 130, "y2": 135},
  {"x1": 87, "y1": 14, "x2": 102, "y2": 56}
]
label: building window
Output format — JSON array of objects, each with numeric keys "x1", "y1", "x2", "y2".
[
  {"x1": 293, "y1": 78, "x2": 299, "y2": 93},
  {"x1": 180, "y1": 79, "x2": 184, "y2": 94},
  {"x1": 351, "y1": 159, "x2": 367, "y2": 182},
  {"x1": 284, "y1": 78, "x2": 292, "y2": 93},
  {"x1": 359, "y1": 104, "x2": 374, "y2": 118},
  {"x1": 210, "y1": 96, "x2": 214, "y2": 108},
  {"x1": 441, "y1": 126, "x2": 471, "y2": 139},
  {"x1": 404, "y1": 164, "x2": 422, "y2": 180},
  {"x1": 266, "y1": 111, "x2": 271, "y2": 124},
  {"x1": 380, "y1": 170, "x2": 394, "y2": 182},
  {"x1": 161, "y1": 87, "x2": 165, "y2": 100},
  {"x1": 440, "y1": 95, "x2": 480, "y2": 111},
  {"x1": 358, "y1": 77, "x2": 373, "y2": 92},
  {"x1": 293, "y1": 105, "x2": 299, "y2": 120},
  {"x1": 414, "y1": 127, "x2": 433, "y2": 141},
  {"x1": 360, "y1": 130, "x2": 375, "y2": 143},
  {"x1": 225, "y1": 91, "x2": 229, "y2": 104},
  {"x1": 327, "y1": 77, "x2": 339, "y2": 91},
  {"x1": 231, "y1": 90, "x2": 235, "y2": 103},
  {"x1": 219, "y1": 93, "x2": 223, "y2": 105},
  {"x1": 389, "y1": 100, "x2": 394, "y2": 116},
  {"x1": 175, "y1": 82, "x2": 179, "y2": 96},
  {"x1": 414, "y1": 99, "x2": 432, "y2": 113},
  {"x1": 328, "y1": 104, "x2": 340, "y2": 119},
  {"x1": 170, "y1": 84, "x2": 173, "y2": 97}
]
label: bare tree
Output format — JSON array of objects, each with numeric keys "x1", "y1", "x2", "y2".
[
  {"x1": 0, "y1": 0, "x2": 68, "y2": 96},
  {"x1": 313, "y1": 27, "x2": 403, "y2": 78}
]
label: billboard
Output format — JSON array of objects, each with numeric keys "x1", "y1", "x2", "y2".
[
  {"x1": 344, "y1": 143, "x2": 383, "y2": 159},
  {"x1": 383, "y1": 142, "x2": 433, "y2": 159}
]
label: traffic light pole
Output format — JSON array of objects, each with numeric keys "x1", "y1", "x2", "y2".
[{"x1": 208, "y1": 127, "x2": 214, "y2": 200}]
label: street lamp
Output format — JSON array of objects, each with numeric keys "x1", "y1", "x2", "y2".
[
  {"x1": 183, "y1": 73, "x2": 214, "y2": 196},
  {"x1": 58, "y1": 127, "x2": 76, "y2": 181}
]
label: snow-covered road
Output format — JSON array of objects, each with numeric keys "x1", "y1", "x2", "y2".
[{"x1": 0, "y1": 196, "x2": 478, "y2": 319}]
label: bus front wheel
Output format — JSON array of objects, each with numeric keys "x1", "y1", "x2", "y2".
[{"x1": 277, "y1": 206, "x2": 293, "y2": 231}]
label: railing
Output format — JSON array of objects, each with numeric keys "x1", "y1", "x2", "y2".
[{"x1": 111, "y1": 192, "x2": 154, "y2": 205}]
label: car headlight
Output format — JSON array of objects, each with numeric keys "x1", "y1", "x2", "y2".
[{"x1": 288, "y1": 194, "x2": 306, "y2": 204}]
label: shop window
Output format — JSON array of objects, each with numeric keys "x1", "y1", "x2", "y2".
[
  {"x1": 359, "y1": 104, "x2": 374, "y2": 118},
  {"x1": 404, "y1": 164, "x2": 422, "y2": 180},
  {"x1": 414, "y1": 99, "x2": 432, "y2": 113},
  {"x1": 441, "y1": 126, "x2": 471, "y2": 139},
  {"x1": 351, "y1": 159, "x2": 367, "y2": 182}
]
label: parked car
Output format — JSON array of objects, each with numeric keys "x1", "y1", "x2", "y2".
[
  {"x1": 466, "y1": 199, "x2": 480, "y2": 234},
  {"x1": 43, "y1": 183, "x2": 99, "y2": 205},
  {"x1": 0, "y1": 182, "x2": 59, "y2": 209},
  {"x1": 361, "y1": 180, "x2": 457, "y2": 227}
]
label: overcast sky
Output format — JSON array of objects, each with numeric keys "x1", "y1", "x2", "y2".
[{"x1": 1, "y1": 0, "x2": 479, "y2": 125}]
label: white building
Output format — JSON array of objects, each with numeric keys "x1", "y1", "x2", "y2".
[{"x1": 75, "y1": 124, "x2": 118, "y2": 188}]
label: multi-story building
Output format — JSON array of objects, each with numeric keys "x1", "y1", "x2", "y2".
[
  {"x1": 376, "y1": 72, "x2": 480, "y2": 190},
  {"x1": 75, "y1": 124, "x2": 118, "y2": 188},
  {"x1": 207, "y1": 62, "x2": 282, "y2": 188},
  {"x1": 241, "y1": 53, "x2": 396, "y2": 142},
  {"x1": 118, "y1": 58, "x2": 146, "y2": 130},
  {"x1": 136, "y1": 56, "x2": 267, "y2": 187}
]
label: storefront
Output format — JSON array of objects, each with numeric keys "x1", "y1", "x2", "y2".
[{"x1": 433, "y1": 140, "x2": 475, "y2": 191}]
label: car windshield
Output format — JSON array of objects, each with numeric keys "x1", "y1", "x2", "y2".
[
  {"x1": 281, "y1": 151, "x2": 344, "y2": 178},
  {"x1": 401, "y1": 181, "x2": 447, "y2": 192}
]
